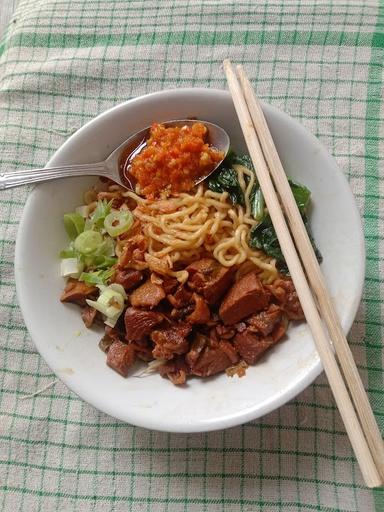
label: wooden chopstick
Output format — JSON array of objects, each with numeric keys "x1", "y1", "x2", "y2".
[
  {"x1": 236, "y1": 64, "x2": 384, "y2": 482},
  {"x1": 222, "y1": 59, "x2": 382, "y2": 488}
]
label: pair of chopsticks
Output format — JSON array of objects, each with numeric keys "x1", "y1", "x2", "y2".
[{"x1": 223, "y1": 59, "x2": 384, "y2": 488}]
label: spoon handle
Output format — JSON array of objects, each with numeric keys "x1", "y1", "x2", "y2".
[{"x1": 0, "y1": 162, "x2": 109, "y2": 190}]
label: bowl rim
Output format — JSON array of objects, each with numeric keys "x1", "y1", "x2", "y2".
[{"x1": 15, "y1": 87, "x2": 365, "y2": 432}]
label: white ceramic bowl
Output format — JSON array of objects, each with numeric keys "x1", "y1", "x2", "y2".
[{"x1": 15, "y1": 88, "x2": 364, "y2": 433}]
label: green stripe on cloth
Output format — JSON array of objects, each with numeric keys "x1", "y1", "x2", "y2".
[
  {"x1": 0, "y1": 30, "x2": 378, "y2": 50},
  {"x1": 0, "y1": 1, "x2": 383, "y2": 511}
]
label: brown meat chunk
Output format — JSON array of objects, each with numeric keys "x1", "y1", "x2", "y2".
[
  {"x1": 219, "y1": 272, "x2": 270, "y2": 325},
  {"x1": 113, "y1": 269, "x2": 143, "y2": 290},
  {"x1": 234, "y1": 331, "x2": 276, "y2": 365},
  {"x1": 185, "y1": 334, "x2": 208, "y2": 367},
  {"x1": 170, "y1": 304, "x2": 195, "y2": 320},
  {"x1": 187, "y1": 258, "x2": 236, "y2": 304},
  {"x1": 246, "y1": 304, "x2": 282, "y2": 336},
  {"x1": 151, "y1": 323, "x2": 191, "y2": 360},
  {"x1": 217, "y1": 340, "x2": 239, "y2": 365},
  {"x1": 98, "y1": 333, "x2": 115, "y2": 353},
  {"x1": 167, "y1": 286, "x2": 193, "y2": 309},
  {"x1": 60, "y1": 278, "x2": 97, "y2": 305},
  {"x1": 162, "y1": 277, "x2": 179, "y2": 295},
  {"x1": 124, "y1": 307, "x2": 163, "y2": 342},
  {"x1": 188, "y1": 338, "x2": 239, "y2": 377},
  {"x1": 107, "y1": 340, "x2": 135, "y2": 377},
  {"x1": 81, "y1": 305, "x2": 97, "y2": 328},
  {"x1": 130, "y1": 280, "x2": 166, "y2": 309},
  {"x1": 159, "y1": 357, "x2": 189, "y2": 385},
  {"x1": 215, "y1": 323, "x2": 236, "y2": 339},
  {"x1": 131, "y1": 339, "x2": 153, "y2": 362},
  {"x1": 186, "y1": 293, "x2": 210, "y2": 324},
  {"x1": 267, "y1": 278, "x2": 304, "y2": 320},
  {"x1": 186, "y1": 334, "x2": 238, "y2": 377},
  {"x1": 105, "y1": 325, "x2": 123, "y2": 343},
  {"x1": 234, "y1": 319, "x2": 288, "y2": 365}
]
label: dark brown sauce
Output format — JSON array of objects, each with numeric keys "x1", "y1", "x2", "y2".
[{"x1": 118, "y1": 129, "x2": 150, "y2": 189}]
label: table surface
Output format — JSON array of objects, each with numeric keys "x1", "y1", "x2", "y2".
[{"x1": 0, "y1": 1, "x2": 383, "y2": 511}]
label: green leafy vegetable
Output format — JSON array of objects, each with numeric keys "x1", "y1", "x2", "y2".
[
  {"x1": 248, "y1": 210, "x2": 322, "y2": 273},
  {"x1": 104, "y1": 210, "x2": 134, "y2": 237},
  {"x1": 92, "y1": 255, "x2": 117, "y2": 269},
  {"x1": 209, "y1": 151, "x2": 322, "y2": 271},
  {"x1": 79, "y1": 268, "x2": 115, "y2": 286},
  {"x1": 288, "y1": 179, "x2": 311, "y2": 214},
  {"x1": 74, "y1": 230, "x2": 103, "y2": 255},
  {"x1": 60, "y1": 258, "x2": 84, "y2": 278},
  {"x1": 89, "y1": 199, "x2": 113, "y2": 229},
  {"x1": 63, "y1": 213, "x2": 85, "y2": 240},
  {"x1": 208, "y1": 152, "x2": 258, "y2": 207},
  {"x1": 95, "y1": 237, "x2": 115, "y2": 258},
  {"x1": 249, "y1": 216, "x2": 283, "y2": 259},
  {"x1": 208, "y1": 166, "x2": 245, "y2": 205},
  {"x1": 232, "y1": 154, "x2": 254, "y2": 169},
  {"x1": 59, "y1": 249, "x2": 76, "y2": 259},
  {"x1": 303, "y1": 214, "x2": 323, "y2": 264},
  {"x1": 86, "y1": 283, "x2": 126, "y2": 327},
  {"x1": 249, "y1": 187, "x2": 264, "y2": 222},
  {"x1": 61, "y1": 199, "x2": 120, "y2": 282}
]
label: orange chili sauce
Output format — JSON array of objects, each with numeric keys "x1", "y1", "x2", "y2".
[{"x1": 124, "y1": 122, "x2": 224, "y2": 198}]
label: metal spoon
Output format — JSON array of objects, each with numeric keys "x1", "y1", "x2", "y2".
[{"x1": 0, "y1": 120, "x2": 230, "y2": 190}]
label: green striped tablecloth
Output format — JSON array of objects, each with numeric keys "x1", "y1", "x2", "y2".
[{"x1": 0, "y1": 1, "x2": 383, "y2": 510}]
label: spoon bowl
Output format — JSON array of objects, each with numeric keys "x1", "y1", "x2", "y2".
[
  {"x1": 116, "y1": 119, "x2": 230, "y2": 189},
  {"x1": 0, "y1": 119, "x2": 230, "y2": 190}
]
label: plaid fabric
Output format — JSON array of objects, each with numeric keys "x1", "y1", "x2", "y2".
[{"x1": 0, "y1": 0, "x2": 383, "y2": 510}]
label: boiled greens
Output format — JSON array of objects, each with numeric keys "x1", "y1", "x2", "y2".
[{"x1": 208, "y1": 151, "x2": 322, "y2": 272}]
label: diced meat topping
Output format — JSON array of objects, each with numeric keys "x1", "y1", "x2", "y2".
[
  {"x1": 219, "y1": 272, "x2": 270, "y2": 325},
  {"x1": 234, "y1": 331, "x2": 277, "y2": 365},
  {"x1": 151, "y1": 323, "x2": 191, "y2": 360},
  {"x1": 130, "y1": 279, "x2": 166, "y2": 309},
  {"x1": 124, "y1": 307, "x2": 163, "y2": 342},
  {"x1": 81, "y1": 305, "x2": 97, "y2": 328},
  {"x1": 98, "y1": 334, "x2": 115, "y2": 353},
  {"x1": 63, "y1": 249, "x2": 304, "y2": 385},
  {"x1": 60, "y1": 278, "x2": 97, "y2": 305},
  {"x1": 187, "y1": 336, "x2": 239, "y2": 377},
  {"x1": 246, "y1": 304, "x2": 282, "y2": 337},
  {"x1": 105, "y1": 325, "x2": 123, "y2": 343},
  {"x1": 170, "y1": 304, "x2": 195, "y2": 320},
  {"x1": 185, "y1": 333, "x2": 207, "y2": 367},
  {"x1": 186, "y1": 293, "x2": 210, "y2": 324},
  {"x1": 158, "y1": 356, "x2": 189, "y2": 385},
  {"x1": 216, "y1": 340, "x2": 239, "y2": 365},
  {"x1": 113, "y1": 269, "x2": 143, "y2": 290},
  {"x1": 167, "y1": 285, "x2": 193, "y2": 309},
  {"x1": 234, "y1": 315, "x2": 288, "y2": 365},
  {"x1": 107, "y1": 340, "x2": 135, "y2": 377},
  {"x1": 267, "y1": 278, "x2": 304, "y2": 320},
  {"x1": 187, "y1": 258, "x2": 236, "y2": 304},
  {"x1": 215, "y1": 323, "x2": 236, "y2": 339},
  {"x1": 162, "y1": 277, "x2": 179, "y2": 295},
  {"x1": 131, "y1": 338, "x2": 154, "y2": 362}
]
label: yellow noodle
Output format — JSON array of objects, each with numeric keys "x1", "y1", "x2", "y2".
[{"x1": 113, "y1": 164, "x2": 278, "y2": 283}]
